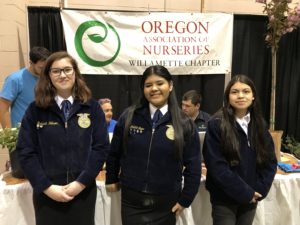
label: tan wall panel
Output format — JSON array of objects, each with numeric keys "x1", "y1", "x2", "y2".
[
  {"x1": 204, "y1": 0, "x2": 300, "y2": 15},
  {"x1": 27, "y1": 0, "x2": 59, "y2": 7},
  {"x1": 66, "y1": 0, "x2": 164, "y2": 11},
  {"x1": 166, "y1": 0, "x2": 201, "y2": 12},
  {"x1": 0, "y1": 52, "x2": 22, "y2": 67},
  {"x1": 0, "y1": 149, "x2": 9, "y2": 174},
  {"x1": 0, "y1": 21, "x2": 18, "y2": 36},
  {"x1": 27, "y1": 0, "x2": 199, "y2": 11},
  {"x1": 204, "y1": 0, "x2": 265, "y2": 15},
  {"x1": 0, "y1": 1, "x2": 27, "y2": 91},
  {"x1": 0, "y1": 5, "x2": 26, "y2": 24}
]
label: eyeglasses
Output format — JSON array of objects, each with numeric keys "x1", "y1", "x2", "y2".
[{"x1": 50, "y1": 67, "x2": 74, "y2": 77}]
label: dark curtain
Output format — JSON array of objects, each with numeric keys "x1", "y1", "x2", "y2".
[
  {"x1": 83, "y1": 74, "x2": 224, "y2": 120},
  {"x1": 27, "y1": 8, "x2": 300, "y2": 140},
  {"x1": 28, "y1": 7, "x2": 66, "y2": 52},
  {"x1": 232, "y1": 15, "x2": 272, "y2": 120},
  {"x1": 232, "y1": 15, "x2": 300, "y2": 140},
  {"x1": 277, "y1": 29, "x2": 300, "y2": 140}
]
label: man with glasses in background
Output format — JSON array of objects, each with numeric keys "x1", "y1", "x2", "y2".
[
  {"x1": 0, "y1": 46, "x2": 50, "y2": 128},
  {"x1": 98, "y1": 98, "x2": 117, "y2": 134}
]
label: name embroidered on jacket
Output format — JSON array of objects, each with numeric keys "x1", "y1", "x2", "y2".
[
  {"x1": 36, "y1": 121, "x2": 59, "y2": 129},
  {"x1": 129, "y1": 125, "x2": 145, "y2": 134}
]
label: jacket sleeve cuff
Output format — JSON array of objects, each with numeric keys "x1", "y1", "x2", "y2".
[
  {"x1": 33, "y1": 179, "x2": 52, "y2": 194},
  {"x1": 77, "y1": 172, "x2": 96, "y2": 186}
]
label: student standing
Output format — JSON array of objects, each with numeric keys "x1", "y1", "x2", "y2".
[
  {"x1": 0, "y1": 46, "x2": 50, "y2": 128},
  {"x1": 203, "y1": 75, "x2": 277, "y2": 225},
  {"x1": 105, "y1": 65, "x2": 201, "y2": 225},
  {"x1": 16, "y1": 51, "x2": 110, "y2": 225}
]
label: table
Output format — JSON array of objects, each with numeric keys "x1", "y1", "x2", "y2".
[{"x1": 1, "y1": 173, "x2": 300, "y2": 225}]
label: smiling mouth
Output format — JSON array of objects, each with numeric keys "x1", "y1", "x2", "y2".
[{"x1": 151, "y1": 94, "x2": 161, "y2": 97}]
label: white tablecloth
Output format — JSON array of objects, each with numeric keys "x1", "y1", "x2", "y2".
[{"x1": 1, "y1": 174, "x2": 300, "y2": 225}]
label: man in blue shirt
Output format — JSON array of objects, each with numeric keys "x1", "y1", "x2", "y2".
[{"x1": 0, "y1": 46, "x2": 50, "y2": 128}]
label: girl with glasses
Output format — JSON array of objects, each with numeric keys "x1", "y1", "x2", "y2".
[{"x1": 16, "y1": 51, "x2": 110, "y2": 225}]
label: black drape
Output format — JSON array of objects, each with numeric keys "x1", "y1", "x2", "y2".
[
  {"x1": 28, "y1": 7, "x2": 66, "y2": 52},
  {"x1": 27, "y1": 8, "x2": 300, "y2": 140},
  {"x1": 232, "y1": 15, "x2": 272, "y2": 119},
  {"x1": 232, "y1": 15, "x2": 300, "y2": 140},
  {"x1": 277, "y1": 30, "x2": 300, "y2": 140},
  {"x1": 84, "y1": 74, "x2": 224, "y2": 120}
]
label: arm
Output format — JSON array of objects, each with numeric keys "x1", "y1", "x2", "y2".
[
  {"x1": 77, "y1": 101, "x2": 110, "y2": 187},
  {"x1": 0, "y1": 97, "x2": 12, "y2": 128},
  {"x1": 105, "y1": 112, "x2": 126, "y2": 190},
  {"x1": 17, "y1": 104, "x2": 53, "y2": 194},
  {"x1": 0, "y1": 74, "x2": 20, "y2": 128},
  {"x1": 178, "y1": 125, "x2": 202, "y2": 208},
  {"x1": 203, "y1": 119, "x2": 255, "y2": 204},
  {"x1": 254, "y1": 129, "x2": 277, "y2": 200}
]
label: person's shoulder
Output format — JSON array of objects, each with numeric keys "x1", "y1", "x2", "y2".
[
  {"x1": 200, "y1": 110, "x2": 211, "y2": 120},
  {"x1": 8, "y1": 68, "x2": 28, "y2": 78},
  {"x1": 24, "y1": 101, "x2": 39, "y2": 115},
  {"x1": 2, "y1": 68, "x2": 26, "y2": 82},
  {"x1": 207, "y1": 114, "x2": 222, "y2": 127}
]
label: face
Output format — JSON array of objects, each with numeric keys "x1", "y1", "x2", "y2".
[
  {"x1": 182, "y1": 99, "x2": 200, "y2": 119},
  {"x1": 30, "y1": 60, "x2": 47, "y2": 76},
  {"x1": 49, "y1": 57, "x2": 76, "y2": 98},
  {"x1": 229, "y1": 81, "x2": 254, "y2": 117},
  {"x1": 101, "y1": 102, "x2": 113, "y2": 123},
  {"x1": 143, "y1": 74, "x2": 173, "y2": 108}
]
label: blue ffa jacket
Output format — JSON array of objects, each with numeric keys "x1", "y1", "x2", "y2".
[
  {"x1": 203, "y1": 117, "x2": 277, "y2": 205},
  {"x1": 106, "y1": 106, "x2": 201, "y2": 207},
  {"x1": 17, "y1": 99, "x2": 110, "y2": 194}
]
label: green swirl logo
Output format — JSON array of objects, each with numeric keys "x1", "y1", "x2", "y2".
[{"x1": 75, "y1": 20, "x2": 121, "y2": 67}]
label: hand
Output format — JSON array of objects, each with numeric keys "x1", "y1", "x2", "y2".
[
  {"x1": 63, "y1": 181, "x2": 86, "y2": 197},
  {"x1": 43, "y1": 185, "x2": 74, "y2": 202},
  {"x1": 250, "y1": 191, "x2": 262, "y2": 203},
  {"x1": 172, "y1": 202, "x2": 185, "y2": 216},
  {"x1": 105, "y1": 183, "x2": 120, "y2": 192}
]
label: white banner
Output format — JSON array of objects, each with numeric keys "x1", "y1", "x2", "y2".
[{"x1": 61, "y1": 10, "x2": 233, "y2": 75}]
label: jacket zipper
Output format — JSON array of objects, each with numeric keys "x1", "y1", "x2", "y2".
[
  {"x1": 143, "y1": 128, "x2": 155, "y2": 192},
  {"x1": 65, "y1": 118, "x2": 69, "y2": 183}
]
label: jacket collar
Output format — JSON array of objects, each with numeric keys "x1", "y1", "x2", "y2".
[
  {"x1": 49, "y1": 98, "x2": 91, "y2": 119},
  {"x1": 135, "y1": 105, "x2": 171, "y2": 127}
]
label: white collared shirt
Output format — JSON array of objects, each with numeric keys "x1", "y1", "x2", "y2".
[
  {"x1": 55, "y1": 95, "x2": 74, "y2": 109},
  {"x1": 236, "y1": 112, "x2": 251, "y2": 135},
  {"x1": 149, "y1": 103, "x2": 168, "y2": 119}
]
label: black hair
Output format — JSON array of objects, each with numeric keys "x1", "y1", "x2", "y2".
[
  {"x1": 29, "y1": 46, "x2": 51, "y2": 63},
  {"x1": 219, "y1": 74, "x2": 270, "y2": 166},
  {"x1": 123, "y1": 65, "x2": 194, "y2": 160},
  {"x1": 182, "y1": 90, "x2": 202, "y2": 105}
]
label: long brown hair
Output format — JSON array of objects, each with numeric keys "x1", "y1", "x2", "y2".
[{"x1": 35, "y1": 51, "x2": 91, "y2": 108}]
